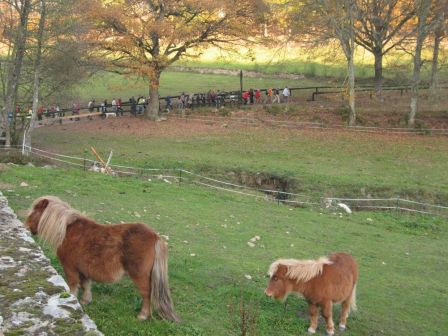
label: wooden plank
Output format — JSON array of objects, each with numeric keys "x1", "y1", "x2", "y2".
[
  {"x1": 55, "y1": 112, "x2": 103, "y2": 120},
  {"x1": 90, "y1": 146, "x2": 114, "y2": 175}
]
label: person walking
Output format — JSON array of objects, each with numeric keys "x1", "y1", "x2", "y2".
[
  {"x1": 88, "y1": 99, "x2": 95, "y2": 112},
  {"x1": 255, "y1": 89, "x2": 261, "y2": 104},
  {"x1": 272, "y1": 88, "x2": 280, "y2": 103},
  {"x1": 102, "y1": 99, "x2": 108, "y2": 113},
  {"x1": 267, "y1": 88, "x2": 273, "y2": 104},
  {"x1": 282, "y1": 87, "x2": 290, "y2": 103},
  {"x1": 111, "y1": 98, "x2": 117, "y2": 115},
  {"x1": 242, "y1": 91, "x2": 249, "y2": 105},
  {"x1": 129, "y1": 96, "x2": 136, "y2": 116},
  {"x1": 137, "y1": 96, "x2": 145, "y2": 114},
  {"x1": 117, "y1": 98, "x2": 123, "y2": 116},
  {"x1": 72, "y1": 102, "x2": 80, "y2": 121},
  {"x1": 179, "y1": 92, "x2": 186, "y2": 110},
  {"x1": 165, "y1": 96, "x2": 172, "y2": 112}
]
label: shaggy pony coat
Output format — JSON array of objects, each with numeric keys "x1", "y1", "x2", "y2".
[
  {"x1": 26, "y1": 196, "x2": 179, "y2": 322},
  {"x1": 265, "y1": 252, "x2": 358, "y2": 336}
]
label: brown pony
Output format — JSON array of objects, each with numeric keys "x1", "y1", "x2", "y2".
[
  {"x1": 265, "y1": 252, "x2": 358, "y2": 335},
  {"x1": 26, "y1": 195, "x2": 180, "y2": 322}
]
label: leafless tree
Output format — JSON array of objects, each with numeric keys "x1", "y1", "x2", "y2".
[
  {"x1": 1, "y1": 0, "x2": 32, "y2": 147},
  {"x1": 408, "y1": 0, "x2": 432, "y2": 127},
  {"x1": 429, "y1": 0, "x2": 447, "y2": 95},
  {"x1": 307, "y1": 0, "x2": 358, "y2": 125},
  {"x1": 23, "y1": 0, "x2": 46, "y2": 154},
  {"x1": 354, "y1": 0, "x2": 415, "y2": 97}
]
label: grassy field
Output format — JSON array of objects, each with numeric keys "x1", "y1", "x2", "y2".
[
  {"x1": 175, "y1": 45, "x2": 444, "y2": 80},
  {"x1": 31, "y1": 119, "x2": 448, "y2": 203},
  {"x1": 2, "y1": 104, "x2": 447, "y2": 335},
  {"x1": 2, "y1": 164, "x2": 447, "y2": 336}
]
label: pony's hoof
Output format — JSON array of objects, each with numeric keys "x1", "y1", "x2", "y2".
[
  {"x1": 137, "y1": 313, "x2": 148, "y2": 321},
  {"x1": 339, "y1": 324, "x2": 346, "y2": 331},
  {"x1": 326, "y1": 330, "x2": 334, "y2": 336},
  {"x1": 307, "y1": 327, "x2": 316, "y2": 334},
  {"x1": 80, "y1": 298, "x2": 91, "y2": 305}
]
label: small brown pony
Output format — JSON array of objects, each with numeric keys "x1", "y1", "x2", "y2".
[
  {"x1": 265, "y1": 252, "x2": 358, "y2": 335},
  {"x1": 26, "y1": 195, "x2": 180, "y2": 322}
]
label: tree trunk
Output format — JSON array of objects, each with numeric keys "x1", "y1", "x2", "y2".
[
  {"x1": 429, "y1": 1, "x2": 445, "y2": 96},
  {"x1": 408, "y1": 0, "x2": 431, "y2": 127},
  {"x1": 373, "y1": 50, "x2": 383, "y2": 98},
  {"x1": 347, "y1": 53, "x2": 356, "y2": 126},
  {"x1": 25, "y1": 0, "x2": 46, "y2": 155},
  {"x1": 3, "y1": 0, "x2": 32, "y2": 147},
  {"x1": 409, "y1": 43, "x2": 422, "y2": 127},
  {"x1": 146, "y1": 72, "x2": 161, "y2": 120},
  {"x1": 429, "y1": 31, "x2": 442, "y2": 96},
  {"x1": 344, "y1": 0, "x2": 356, "y2": 126}
]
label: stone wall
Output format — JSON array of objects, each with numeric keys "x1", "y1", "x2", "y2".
[{"x1": 0, "y1": 192, "x2": 102, "y2": 336}]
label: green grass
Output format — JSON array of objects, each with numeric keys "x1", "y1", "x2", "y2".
[
  {"x1": 175, "y1": 45, "x2": 448, "y2": 82},
  {"x1": 32, "y1": 123, "x2": 448, "y2": 203},
  {"x1": 2, "y1": 165, "x2": 447, "y2": 336}
]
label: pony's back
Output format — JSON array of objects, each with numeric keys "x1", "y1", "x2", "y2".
[
  {"x1": 308, "y1": 252, "x2": 358, "y2": 305},
  {"x1": 327, "y1": 252, "x2": 358, "y2": 284}
]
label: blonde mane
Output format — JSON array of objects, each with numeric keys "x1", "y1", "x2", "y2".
[
  {"x1": 268, "y1": 256, "x2": 333, "y2": 283},
  {"x1": 31, "y1": 196, "x2": 81, "y2": 249}
]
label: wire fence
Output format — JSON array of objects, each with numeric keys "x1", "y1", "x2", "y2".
[
  {"x1": 1, "y1": 145, "x2": 447, "y2": 218},
  {"x1": 7, "y1": 82, "x2": 447, "y2": 137},
  {"x1": 169, "y1": 114, "x2": 448, "y2": 136}
]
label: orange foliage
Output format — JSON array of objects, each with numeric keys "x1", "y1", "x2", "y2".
[{"x1": 83, "y1": 0, "x2": 263, "y2": 82}]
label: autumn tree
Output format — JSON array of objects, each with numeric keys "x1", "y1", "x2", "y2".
[
  {"x1": 354, "y1": 0, "x2": 415, "y2": 97},
  {"x1": 86, "y1": 0, "x2": 263, "y2": 120}
]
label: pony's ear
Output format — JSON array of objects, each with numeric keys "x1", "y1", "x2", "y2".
[
  {"x1": 34, "y1": 198, "x2": 49, "y2": 211},
  {"x1": 276, "y1": 264, "x2": 288, "y2": 276}
]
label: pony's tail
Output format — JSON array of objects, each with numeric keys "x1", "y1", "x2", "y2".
[
  {"x1": 151, "y1": 239, "x2": 181, "y2": 322},
  {"x1": 350, "y1": 283, "x2": 357, "y2": 312}
]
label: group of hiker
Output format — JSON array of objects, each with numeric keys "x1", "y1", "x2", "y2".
[
  {"x1": 168, "y1": 90, "x2": 230, "y2": 111},
  {"x1": 11, "y1": 86, "x2": 293, "y2": 124},
  {"x1": 85, "y1": 96, "x2": 153, "y2": 116},
  {"x1": 242, "y1": 87, "x2": 290, "y2": 105}
]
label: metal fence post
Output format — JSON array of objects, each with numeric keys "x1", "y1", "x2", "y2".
[{"x1": 239, "y1": 70, "x2": 243, "y2": 104}]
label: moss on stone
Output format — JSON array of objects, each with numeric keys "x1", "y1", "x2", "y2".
[{"x1": 1, "y1": 193, "x2": 102, "y2": 335}]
